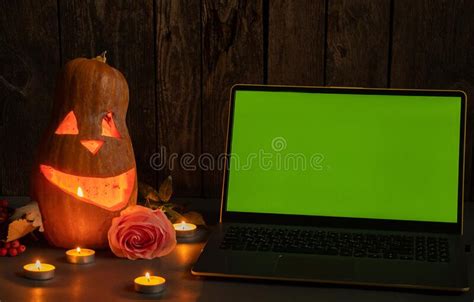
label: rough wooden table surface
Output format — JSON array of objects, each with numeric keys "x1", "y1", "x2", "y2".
[{"x1": 0, "y1": 198, "x2": 473, "y2": 302}]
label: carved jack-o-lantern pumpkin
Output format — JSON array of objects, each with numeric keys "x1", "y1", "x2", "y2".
[{"x1": 33, "y1": 53, "x2": 137, "y2": 248}]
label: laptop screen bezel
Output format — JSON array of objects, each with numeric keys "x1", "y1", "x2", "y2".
[{"x1": 220, "y1": 84, "x2": 466, "y2": 234}]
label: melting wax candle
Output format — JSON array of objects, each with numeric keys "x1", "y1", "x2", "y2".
[
  {"x1": 173, "y1": 221, "x2": 197, "y2": 238},
  {"x1": 134, "y1": 272, "x2": 166, "y2": 294},
  {"x1": 23, "y1": 260, "x2": 55, "y2": 280},
  {"x1": 66, "y1": 247, "x2": 95, "y2": 264}
]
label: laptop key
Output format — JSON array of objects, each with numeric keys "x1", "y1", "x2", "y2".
[
  {"x1": 383, "y1": 253, "x2": 398, "y2": 259},
  {"x1": 326, "y1": 247, "x2": 339, "y2": 255},
  {"x1": 232, "y1": 243, "x2": 246, "y2": 250},
  {"x1": 354, "y1": 252, "x2": 367, "y2": 257},
  {"x1": 340, "y1": 249, "x2": 353, "y2": 256},
  {"x1": 245, "y1": 244, "x2": 258, "y2": 251}
]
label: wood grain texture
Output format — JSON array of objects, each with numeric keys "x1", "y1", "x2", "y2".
[
  {"x1": 59, "y1": 0, "x2": 157, "y2": 186},
  {"x1": 155, "y1": 0, "x2": 202, "y2": 196},
  {"x1": 326, "y1": 0, "x2": 391, "y2": 87},
  {"x1": 268, "y1": 0, "x2": 325, "y2": 85},
  {"x1": 0, "y1": 0, "x2": 60, "y2": 194},
  {"x1": 202, "y1": 0, "x2": 264, "y2": 197},
  {"x1": 2, "y1": 0, "x2": 474, "y2": 202},
  {"x1": 391, "y1": 0, "x2": 474, "y2": 202}
]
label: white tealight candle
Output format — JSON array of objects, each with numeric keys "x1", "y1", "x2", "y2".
[
  {"x1": 134, "y1": 272, "x2": 166, "y2": 294},
  {"x1": 66, "y1": 247, "x2": 95, "y2": 264},
  {"x1": 173, "y1": 221, "x2": 197, "y2": 238},
  {"x1": 23, "y1": 260, "x2": 55, "y2": 280}
]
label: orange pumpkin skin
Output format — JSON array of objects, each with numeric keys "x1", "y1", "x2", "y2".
[{"x1": 32, "y1": 56, "x2": 137, "y2": 249}]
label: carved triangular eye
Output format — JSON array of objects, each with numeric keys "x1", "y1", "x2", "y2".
[
  {"x1": 55, "y1": 111, "x2": 79, "y2": 135},
  {"x1": 102, "y1": 112, "x2": 121, "y2": 139}
]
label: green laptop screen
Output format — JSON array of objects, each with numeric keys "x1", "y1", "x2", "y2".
[{"x1": 225, "y1": 90, "x2": 462, "y2": 223}]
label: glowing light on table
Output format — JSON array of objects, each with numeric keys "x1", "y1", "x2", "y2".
[
  {"x1": 134, "y1": 272, "x2": 166, "y2": 294},
  {"x1": 66, "y1": 247, "x2": 95, "y2": 264},
  {"x1": 23, "y1": 260, "x2": 55, "y2": 280},
  {"x1": 173, "y1": 221, "x2": 197, "y2": 238}
]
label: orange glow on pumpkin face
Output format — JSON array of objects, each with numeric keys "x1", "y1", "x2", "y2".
[
  {"x1": 77, "y1": 186, "x2": 84, "y2": 197},
  {"x1": 41, "y1": 110, "x2": 133, "y2": 211},
  {"x1": 40, "y1": 165, "x2": 136, "y2": 211},
  {"x1": 102, "y1": 112, "x2": 121, "y2": 139},
  {"x1": 55, "y1": 111, "x2": 121, "y2": 155},
  {"x1": 80, "y1": 140, "x2": 104, "y2": 155},
  {"x1": 55, "y1": 111, "x2": 79, "y2": 135}
]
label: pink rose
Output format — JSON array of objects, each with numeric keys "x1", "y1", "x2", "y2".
[{"x1": 108, "y1": 206, "x2": 176, "y2": 260}]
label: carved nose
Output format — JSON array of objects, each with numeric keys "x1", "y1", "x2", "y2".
[{"x1": 80, "y1": 140, "x2": 104, "y2": 155}]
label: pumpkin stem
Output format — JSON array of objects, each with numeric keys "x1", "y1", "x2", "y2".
[{"x1": 94, "y1": 51, "x2": 107, "y2": 63}]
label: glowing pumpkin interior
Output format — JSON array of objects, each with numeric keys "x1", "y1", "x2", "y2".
[
  {"x1": 102, "y1": 112, "x2": 121, "y2": 138},
  {"x1": 55, "y1": 111, "x2": 79, "y2": 135},
  {"x1": 41, "y1": 110, "x2": 134, "y2": 211},
  {"x1": 80, "y1": 140, "x2": 104, "y2": 155},
  {"x1": 40, "y1": 165, "x2": 136, "y2": 211}
]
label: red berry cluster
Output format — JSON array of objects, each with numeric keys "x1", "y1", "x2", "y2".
[
  {"x1": 0, "y1": 200, "x2": 8, "y2": 222},
  {"x1": 0, "y1": 200, "x2": 27, "y2": 256},
  {"x1": 0, "y1": 240, "x2": 26, "y2": 257}
]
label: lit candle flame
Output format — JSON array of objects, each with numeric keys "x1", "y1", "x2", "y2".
[
  {"x1": 35, "y1": 260, "x2": 41, "y2": 270},
  {"x1": 145, "y1": 272, "x2": 150, "y2": 282},
  {"x1": 76, "y1": 247, "x2": 81, "y2": 254},
  {"x1": 77, "y1": 186, "x2": 84, "y2": 197},
  {"x1": 180, "y1": 221, "x2": 186, "y2": 230}
]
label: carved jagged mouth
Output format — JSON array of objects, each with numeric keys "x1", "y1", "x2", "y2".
[{"x1": 40, "y1": 165, "x2": 136, "y2": 211}]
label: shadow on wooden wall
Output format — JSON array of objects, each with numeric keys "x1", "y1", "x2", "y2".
[{"x1": 1, "y1": 0, "x2": 473, "y2": 201}]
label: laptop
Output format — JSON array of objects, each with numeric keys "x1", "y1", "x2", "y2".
[{"x1": 192, "y1": 85, "x2": 469, "y2": 292}]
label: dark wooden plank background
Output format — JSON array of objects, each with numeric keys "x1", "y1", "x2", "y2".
[
  {"x1": 268, "y1": 0, "x2": 325, "y2": 86},
  {"x1": 1, "y1": 0, "x2": 473, "y2": 201},
  {"x1": 156, "y1": 0, "x2": 202, "y2": 196},
  {"x1": 0, "y1": 0, "x2": 59, "y2": 195},
  {"x1": 326, "y1": 0, "x2": 391, "y2": 87}
]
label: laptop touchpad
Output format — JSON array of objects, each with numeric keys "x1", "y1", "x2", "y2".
[{"x1": 275, "y1": 255, "x2": 355, "y2": 280}]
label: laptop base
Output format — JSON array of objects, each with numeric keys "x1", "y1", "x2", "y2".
[{"x1": 192, "y1": 223, "x2": 469, "y2": 292}]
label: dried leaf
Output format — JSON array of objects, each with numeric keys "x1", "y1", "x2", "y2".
[
  {"x1": 138, "y1": 182, "x2": 161, "y2": 202},
  {"x1": 146, "y1": 202, "x2": 162, "y2": 210},
  {"x1": 158, "y1": 175, "x2": 173, "y2": 202},
  {"x1": 164, "y1": 208, "x2": 185, "y2": 224},
  {"x1": 182, "y1": 211, "x2": 206, "y2": 226},
  {"x1": 11, "y1": 201, "x2": 44, "y2": 232},
  {"x1": 7, "y1": 219, "x2": 36, "y2": 242}
]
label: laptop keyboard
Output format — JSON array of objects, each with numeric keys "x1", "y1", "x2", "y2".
[{"x1": 219, "y1": 226, "x2": 450, "y2": 263}]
